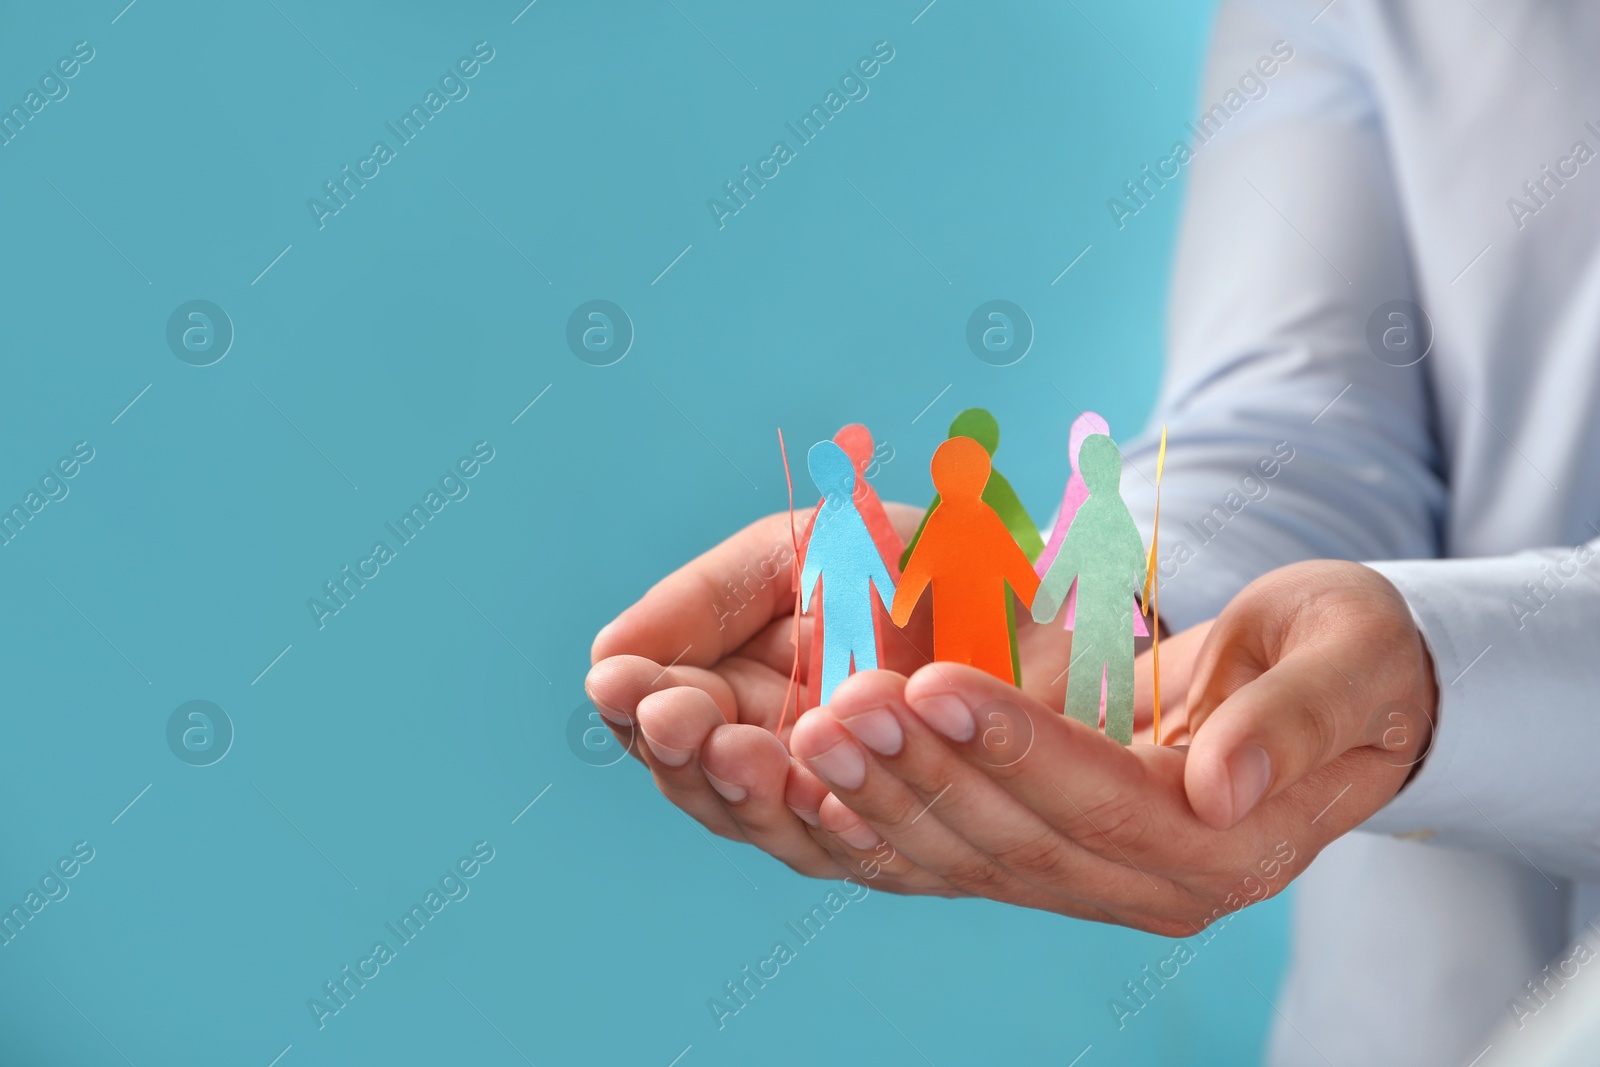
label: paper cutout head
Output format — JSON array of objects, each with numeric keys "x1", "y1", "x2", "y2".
[
  {"x1": 1069, "y1": 411, "x2": 1111, "y2": 470},
  {"x1": 833, "y1": 423, "x2": 875, "y2": 473},
  {"x1": 949, "y1": 408, "x2": 1000, "y2": 455},
  {"x1": 931, "y1": 435, "x2": 991, "y2": 498},
  {"x1": 808, "y1": 438, "x2": 856, "y2": 504},
  {"x1": 1079, "y1": 434, "x2": 1122, "y2": 494}
]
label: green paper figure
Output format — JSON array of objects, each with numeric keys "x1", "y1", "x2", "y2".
[
  {"x1": 1031, "y1": 435, "x2": 1148, "y2": 743},
  {"x1": 902, "y1": 408, "x2": 1043, "y2": 685}
]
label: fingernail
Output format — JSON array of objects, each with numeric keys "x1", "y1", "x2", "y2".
[
  {"x1": 838, "y1": 707, "x2": 903, "y2": 757},
  {"x1": 593, "y1": 701, "x2": 632, "y2": 726},
  {"x1": 912, "y1": 694, "x2": 975, "y2": 743},
  {"x1": 805, "y1": 738, "x2": 867, "y2": 790},
  {"x1": 838, "y1": 821, "x2": 883, "y2": 850},
  {"x1": 704, "y1": 770, "x2": 748, "y2": 805},
  {"x1": 790, "y1": 806, "x2": 821, "y2": 827},
  {"x1": 640, "y1": 730, "x2": 692, "y2": 768},
  {"x1": 1228, "y1": 745, "x2": 1273, "y2": 825}
]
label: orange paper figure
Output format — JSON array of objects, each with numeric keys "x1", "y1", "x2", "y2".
[
  {"x1": 798, "y1": 425, "x2": 904, "y2": 708},
  {"x1": 891, "y1": 437, "x2": 1040, "y2": 683}
]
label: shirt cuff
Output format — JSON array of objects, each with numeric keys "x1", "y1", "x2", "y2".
[{"x1": 1359, "y1": 551, "x2": 1600, "y2": 881}]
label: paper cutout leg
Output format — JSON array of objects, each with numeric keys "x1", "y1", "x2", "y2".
[
  {"x1": 818, "y1": 581, "x2": 878, "y2": 702},
  {"x1": 1068, "y1": 598, "x2": 1138, "y2": 743}
]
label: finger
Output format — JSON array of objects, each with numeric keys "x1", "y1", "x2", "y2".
[
  {"x1": 699, "y1": 723, "x2": 848, "y2": 880},
  {"x1": 1180, "y1": 563, "x2": 1438, "y2": 830},
  {"x1": 732, "y1": 612, "x2": 810, "y2": 677},
  {"x1": 586, "y1": 654, "x2": 738, "y2": 726},
  {"x1": 784, "y1": 760, "x2": 955, "y2": 894},
  {"x1": 591, "y1": 512, "x2": 801, "y2": 669},
  {"x1": 709, "y1": 655, "x2": 803, "y2": 737},
  {"x1": 1182, "y1": 645, "x2": 1405, "y2": 830},
  {"x1": 634, "y1": 686, "x2": 749, "y2": 841},
  {"x1": 784, "y1": 758, "x2": 832, "y2": 827},
  {"x1": 791, "y1": 670, "x2": 1127, "y2": 919},
  {"x1": 812, "y1": 793, "x2": 963, "y2": 896},
  {"x1": 867, "y1": 666, "x2": 1193, "y2": 918}
]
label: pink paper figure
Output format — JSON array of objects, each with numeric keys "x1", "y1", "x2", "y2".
[{"x1": 1036, "y1": 412, "x2": 1148, "y2": 639}]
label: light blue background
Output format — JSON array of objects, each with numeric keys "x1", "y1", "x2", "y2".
[{"x1": 0, "y1": 1, "x2": 1290, "y2": 1064}]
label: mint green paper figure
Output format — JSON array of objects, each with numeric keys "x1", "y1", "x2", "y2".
[
  {"x1": 801, "y1": 440, "x2": 897, "y2": 704},
  {"x1": 1031, "y1": 435, "x2": 1148, "y2": 744}
]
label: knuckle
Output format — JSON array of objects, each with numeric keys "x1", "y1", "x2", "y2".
[
  {"x1": 1075, "y1": 791, "x2": 1155, "y2": 859},
  {"x1": 1298, "y1": 698, "x2": 1343, "y2": 769},
  {"x1": 992, "y1": 829, "x2": 1071, "y2": 883},
  {"x1": 867, "y1": 788, "x2": 930, "y2": 834},
  {"x1": 938, "y1": 854, "x2": 1013, "y2": 896}
]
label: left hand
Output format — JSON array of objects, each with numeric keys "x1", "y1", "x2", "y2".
[{"x1": 789, "y1": 561, "x2": 1436, "y2": 934}]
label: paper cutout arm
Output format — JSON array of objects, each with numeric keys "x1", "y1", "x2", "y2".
[
  {"x1": 799, "y1": 520, "x2": 827, "y2": 613},
  {"x1": 899, "y1": 499, "x2": 935, "y2": 572},
  {"x1": 1126, "y1": 524, "x2": 1151, "y2": 598},
  {"x1": 1003, "y1": 529, "x2": 1042, "y2": 609},
  {"x1": 890, "y1": 541, "x2": 932, "y2": 626},
  {"x1": 1032, "y1": 539, "x2": 1081, "y2": 624},
  {"x1": 869, "y1": 547, "x2": 897, "y2": 613}
]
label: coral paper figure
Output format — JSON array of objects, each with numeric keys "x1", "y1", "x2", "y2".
[
  {"x1": 1032, "y1": 435, "x2": 1148, "y2": 744},
  {"x1": 799, "y1": 440, "x2": 897, "y2": 704},
  {"x1": 901, "y1": 408, "x2": 1042, "y2": 683},
  {"x1": 1036, "y1": 412, "x2": 1148, "y2": 638},
  {"x1": 892, "y1": 437, "x2": 1040, "y2": 684},
  {"x1": 799, "y1": 424, "x2": 904, "y2": 708}
]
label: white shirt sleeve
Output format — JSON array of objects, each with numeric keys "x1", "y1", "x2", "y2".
[
  {"x1": 1362, "y1": 543, "x2": 1600, "y2": 880},
  {"x1": 1118, "y1": 0, "x2": 1447, "y2": 633},
  {"x1": 1118, "y1": 0, "x2": 1600, "y2": 882}
]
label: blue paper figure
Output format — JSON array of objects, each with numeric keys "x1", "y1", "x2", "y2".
[{"x1": 800, "y1": 440, "x2": 897, "y2": 704}]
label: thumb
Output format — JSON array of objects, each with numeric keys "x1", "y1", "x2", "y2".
[
  {"x1": 1179, "y1": 564, "x2": 1436, "y2": 830},
  {"x1": 1183, "y1": 646, "x2": 1391, "y2": 829}
]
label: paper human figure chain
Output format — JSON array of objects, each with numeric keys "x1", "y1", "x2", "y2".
[{"x1": 784, "y1": 407, "x2": 1169, "y2": 745}]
